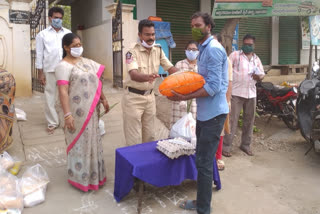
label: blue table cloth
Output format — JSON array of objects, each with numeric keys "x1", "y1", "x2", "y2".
[{"x1": 113, "y1": 141, "x2": 221, "y2": 202}]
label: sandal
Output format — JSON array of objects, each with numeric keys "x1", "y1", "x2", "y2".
[
  {"x1": 222, "y1": 151, "x2": 232, "y2": 157},
  {"x1": 179, "y1": 200, "x2": 197, "y2": 210},
  {"x1": 47, "y1": 126, "x2": 57, "y2": 135},
  {"x1": 240, "y1": 147, "x2": 254, "y2": 156},
  {"x1": 217, "y1": 159, "x2": 225, "y2": 171}
]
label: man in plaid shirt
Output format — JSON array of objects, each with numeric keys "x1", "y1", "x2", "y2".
[{"x1": 223, "y1": 34, "x2": 265, "y2": 157}]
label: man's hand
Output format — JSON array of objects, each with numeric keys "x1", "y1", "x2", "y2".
[
  {"x1": 38, "y1": 69, "x2": 46, "y2": 85},
  {"x1": 252, "y1": 74, "x2": 263, "y2": 81},
  {"x1": 147, "y1": 74, "x2": 160, "y2": 83},
  {"x1": 167, "y1": 91, "x2": 188, "y2": 101}
]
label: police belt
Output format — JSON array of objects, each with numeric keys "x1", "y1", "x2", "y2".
[{"x1": 127, "y1": 87, "x2": 153, "y2": 95}]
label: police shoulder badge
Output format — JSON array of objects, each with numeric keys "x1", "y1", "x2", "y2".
[{"x1": 126, "y1": 51, "x2": 133, "y2": 64}]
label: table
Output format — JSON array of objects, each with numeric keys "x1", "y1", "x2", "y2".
[{"x1": 114, "y1": 141, "x2": 221, "y2": 205}]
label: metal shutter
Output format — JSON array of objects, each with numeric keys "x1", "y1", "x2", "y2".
[
  {"x1": 239, "y1": 17, "x2": 271, "y2": 65},
  {"x1": 279, "y1": 16, "x2": 300, "y2": 65},
  {"x1": 156, "y1": 0, "x2": 200, "y2": 64}
]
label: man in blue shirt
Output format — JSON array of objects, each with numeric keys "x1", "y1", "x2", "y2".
[{"x1": 168, "y1": 12, "x2": 229, "y2": 214}]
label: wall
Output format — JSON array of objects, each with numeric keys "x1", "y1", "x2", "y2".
[
  {"x1": 271, "y1": 16, "x2": 279, "y2": 65},
  {"x1": 71, "y1": 0, "x2": 103, "y2": 32},
  {"x1": 0, "y1": 0, "x2": 32, "y2": 97},
  {"x1": 300, "y1": 48, "x2": 318, "y2": 65},
  {"x1": 136, "y1": 0, "x2": 155, "y2": 20},
  {"x1": 102, "y1": 0, "x2": 114, "y2": 21},
  {"x1": 200, "y1": 0, "x2": 211, "y2": 14},
  {"x1": 78, "y1": 20, "x2": 113, "y2": 81}
]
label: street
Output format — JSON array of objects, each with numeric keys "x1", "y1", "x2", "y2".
[{"x1": 7, "y1": 81, "x2": 320, "y2": 214}]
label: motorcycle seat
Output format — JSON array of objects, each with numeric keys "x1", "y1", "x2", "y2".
[
  {"x1": 271, "y1": 87, "x2": 292, "y2": 97},
  {"x1": 260, "y1": 82, "x2": 274, "y2": 91}
]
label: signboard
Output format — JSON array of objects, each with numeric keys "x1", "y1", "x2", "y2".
[
  {"x1": 301, "y1": 17, "x2": 311, "y2": 49},
  {"x1": 213, "y1": 0, "x2": 320, "y2": 18},
  {"x1": 232, "y1": 24, "x2": 239, "y2": 51},
  {"x1": 9, "y1": 10, "x2": 30, "y2": 24},
  {"x1": 309, "y1": 15, "x2": 320, "y2": 46}
]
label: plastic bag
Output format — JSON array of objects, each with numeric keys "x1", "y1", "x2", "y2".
[
  {"x1": 0, "y1": 209, "x2": 21, "y2": 214},
  {"x1": 0, "y1": 169, "x2": 24, "y2": 212},
  {"x1": 19, "y1": 164, "x2": 50, "y2": 208},
  {"x1": 8, "y1": 162, "x2": 22, "y2": 176},
  {"x1": 170, "y1": 112, "x2": 196, "y2": 141},
  {"x1": 98, "y1": 119, "x2": 106, "y2": 136},
  {"x1": 0, "y1": 152, "x2": 15, "y2": 171},
  {"x1": 15, "y1": 108, "x2": 27, "y2": 121}
]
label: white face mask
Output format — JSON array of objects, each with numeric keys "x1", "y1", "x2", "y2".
[
  {"x1": 185, "y1": 50, "x2": 199, "y2": 61},
  {"x1": 70, "y1": 46, "x2": 83, "y2": 58},
  {"x1": 141, "y1": 40, "x2": 155, "y2": 48}
]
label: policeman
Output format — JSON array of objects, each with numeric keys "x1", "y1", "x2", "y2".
[{"x1": 123, "y1": 19, "x2": 178, "y2": 146}]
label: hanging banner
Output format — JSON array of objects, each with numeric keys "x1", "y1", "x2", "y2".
[
  {"x1": 309, "y1": 15, "x2": 320, "y2": 46},
  {"x1": 232, "y1": 24, "x2": 239, "y2": 52},
  {"x1": 213, "y1": 0, "x2": 320, "y2": 18},
  {"x1": 301, "y1": 17, "x2": 311, "y2": 49}
]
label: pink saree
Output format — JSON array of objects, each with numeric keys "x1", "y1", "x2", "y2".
[{"x1": 58, "y1": 58, "x2": 106, "y2": 191}]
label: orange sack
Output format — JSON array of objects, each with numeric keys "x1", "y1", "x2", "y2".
[{"x1": 159, "y1": 71, "x2": 205, "y2": 97}]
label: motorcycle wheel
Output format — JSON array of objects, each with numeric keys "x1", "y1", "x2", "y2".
[{"x1": 282, "y1": 102, "x2": 299, "y2": 131}]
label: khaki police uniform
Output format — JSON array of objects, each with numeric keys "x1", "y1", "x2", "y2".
[{"x1": 122, "y1": 42, "x2": 173, "y2": 146}]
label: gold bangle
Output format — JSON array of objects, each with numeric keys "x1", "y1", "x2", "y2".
[{"x1": 64, "y1": 115, "x2": 72, "y2": 120}]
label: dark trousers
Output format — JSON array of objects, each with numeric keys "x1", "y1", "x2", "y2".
[{"x1": 196, "y1": 114, "x2": 227, "y2": 214}]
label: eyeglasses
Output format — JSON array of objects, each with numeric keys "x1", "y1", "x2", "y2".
[{"x1": 187, "y1": 48, "x2": 198, "y2": 51}]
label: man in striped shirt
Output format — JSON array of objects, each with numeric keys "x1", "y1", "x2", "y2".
[{"x1": 223, "y1": 34, "x2": 265, "y2": 157}]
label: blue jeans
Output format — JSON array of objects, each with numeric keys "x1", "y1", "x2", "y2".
[{"x1": 196, "y1": 114, "x2": 227, "y2": 214}]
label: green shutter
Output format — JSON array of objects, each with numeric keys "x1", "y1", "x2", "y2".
[
  {"x1": 213, "y1": 19, "x2": 226, "y2": 34},
  {"x1": 279, "y1": 17, "x2": 300, "y2": 65},
  {"x1": 239, "y1": 17, "x2": 271, "y2": 65},
  {"x1": 211, "y1": 0, "x2": 227, "y2": 34},
  {"x1": 156, "y1": 0, "x2": 200, "y2": 64}
]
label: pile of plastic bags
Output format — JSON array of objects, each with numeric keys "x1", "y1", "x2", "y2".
[{"x1": 0, "y1": 152, "x2": 49, "y2": 214}]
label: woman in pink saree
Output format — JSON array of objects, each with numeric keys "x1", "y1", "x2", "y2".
[{"x1": 55, "y1": 33, "x2": 109, "y2": 191}]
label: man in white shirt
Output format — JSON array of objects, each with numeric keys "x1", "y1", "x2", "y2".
[{"x1": 36, "y1": 7, "x2": 71, "y2": 134}]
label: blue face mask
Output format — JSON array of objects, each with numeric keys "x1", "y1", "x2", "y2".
[
  {"x1": 185, "y1": 50, "x2": 199, "y2": 61},
  {"x1": 51, "y1": 18, "x2": 62, "y2": 29}
]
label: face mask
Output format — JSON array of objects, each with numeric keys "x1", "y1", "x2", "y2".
[
  {"x1": 185, "y1": 50, "x2": 199, "y2": 61},
  {"x1": 192, "y1": 27, "x2": 206, "y2": 41},
  {"x1": 70, "y1": 46, "x2": 83, "y2": 58},
  {"x1": 141, "y1": 40, "x2": 155, "y2": 48},
  {"x1": 51, "y1": 18, "x2": 62, "y2": 29},
  {"x1": 241, "y1": 45, "x2": 254, "y2": 53}
]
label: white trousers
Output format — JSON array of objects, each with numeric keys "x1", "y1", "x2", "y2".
[{"x1": 44, "y1": 72, "x2": 59, "y2": 128}]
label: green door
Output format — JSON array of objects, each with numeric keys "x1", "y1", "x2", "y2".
[{"x1": 279, "y1": 16, "x2": 300, "y2": 65}]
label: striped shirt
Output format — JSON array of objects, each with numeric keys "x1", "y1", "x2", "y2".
[{"x1": 229, "y1": 50, "x2": 265, "y2": 99}]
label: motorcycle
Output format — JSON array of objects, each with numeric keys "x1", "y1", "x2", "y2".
[
  {"x1": 297, "y1": 61, "x2": 320, "y2": 154},
  {"x1": 256, "y1": 81, "x2": 299, "y2": 130}
]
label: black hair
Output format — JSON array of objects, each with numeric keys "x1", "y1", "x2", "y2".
[
  {"x1": 213, "y1": 32, "x2": 222, "y2": 43},
  {"x1": 185, "y1": 41, "x2": 198, "y2": 50},
  {"x1": 48, "y1": 6, "x2": 64, "y2": 17},
  {"x1": 191, "y1": 12, "x2": 215, "y2": 32},
  {"x1": 138, "y1": 19, "x2": 154, "y2": 33},
  {"x1": 62, "y1": 33, "x2": 81, "y2": 58},
  {"x1": 243, "y1": 34, "x2": 256, "y2": 43}
]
